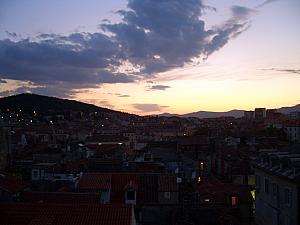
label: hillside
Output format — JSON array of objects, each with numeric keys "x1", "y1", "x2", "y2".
[
  {"x1": 159, "y1": 105, "x2": 300, "y2": 119},
  {"x1": 0, "y1": 93, "x2": 119, "y2": 115}
]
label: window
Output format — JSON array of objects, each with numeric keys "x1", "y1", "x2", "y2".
[
  {"x1": 272, "y1": 183, "x2": 278, "y2": 198},
  {"x1": 164, "y1": 192, "x2": 171, "y2": 199},
  {"x1": 264, "y1": 178, "x2": 269, "y2": 193},
  {"x1": 284, "y1": 188, "x2": 292, "y2": 206},
  {"x1": 231, "y1": 196, "x2": 239, "y2": 206},
  {"x1": 284, "y1": 216, "x2": 291, "y2": 225},
  {"x1": 32, "y1": 169, "x2": 40, "y2": 180},
  {"x1": 256, "y1": 175, "x2": 261, "y2": 191},
  {"x1": 199, "y1": 161, "x2": 204, "y2": 171},
  {"x1": 203, "y1": 197, "x2": 211, "y2": 204},
  {"x1": 126, "y1": 190, "x2": 135, "y2": 201},
  {"x1": 197, "y1": 176, "x2": 202, "y2": 183}
]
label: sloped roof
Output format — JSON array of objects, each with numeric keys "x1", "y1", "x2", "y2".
[
  {"x1": 22, "y1": 192, "x2": 102, "y2": 204},
  {"x1": 158, "y1": 174, "x2": 179, "y2": 192},
  {"x1": 196, "y1": 177, "x2": 253, "y2": 204},
  {"x1": 77, "y1": 173, "x2": 111, "y2": 190},
  {"x1": 0, "y1": 203, "x2": 133, "y2": 225},
  {"x1": 0, "y1": 172, "x2": 28, "y2": 193}
]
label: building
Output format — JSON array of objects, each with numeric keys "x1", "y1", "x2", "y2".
[
  {"x1": 0, "y1": 172, "x2": 28, "y2": 202},
  {"x1": 0, "y1": 127, "x2": 11, "y2": 169},
  {"x1": 254, "y1": 108, "x2": 266, "y2": 120},
  {"x1": 285, "y1": 124, "x2": 300, "y2": 143},
  {"x1": 77, "y1": 172, "x2": 179, "y2": 205},
  {"x1": 244, "y1": 111, "x2": 254, "y2": 120},
  {"x1": 0, "y1": 203, "x2": 136, "y2": 225},
  {"x1": 289, "y1": 112, "x2": 300, "y2": 120},
  {"x1": 254, "y1": 148, "x2": 300, "y2": 225}
]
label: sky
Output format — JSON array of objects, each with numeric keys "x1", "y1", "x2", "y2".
[{"x1": 0, "y1": 0, "x2": 299, "y2": 115}]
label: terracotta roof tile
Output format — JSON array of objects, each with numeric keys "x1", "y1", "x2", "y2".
[
  {"x1": 78, "y1": 173, "x2": 111, "y2": 191},
  {"x1": 22, "y1": 192, "x2": 102, "y2": 204},
  {"x1": 0, "y1": 203, "x2": 133, "y2": 225},
  {"x1": 0, "y1": 172, "x2": 28, "y2": 193},
  {"x1": 158, "y1": 174, "x2": 179, "y2": 192}
]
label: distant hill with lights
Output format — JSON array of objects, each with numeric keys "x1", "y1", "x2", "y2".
[{"x1": 0, "y1": 93, "x2": 130, "y2": 116}]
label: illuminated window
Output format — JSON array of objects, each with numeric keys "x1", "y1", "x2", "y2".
[
  {"x1": 200, "y1": 161, "x2": 204, "y2": 171},
  {"x1": 203, "y1": 198, "x2": 211, "y2": 203},
  {"x1": 197, "y1": 176, "x2": 202, "y2": 183},
  {"x1": 231, "y1": 196, "x2": 238, "y2": 206}
]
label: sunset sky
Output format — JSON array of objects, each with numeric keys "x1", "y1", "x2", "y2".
[{"x1": 0, "y1": 0, "x2": 299, "y2": 115}]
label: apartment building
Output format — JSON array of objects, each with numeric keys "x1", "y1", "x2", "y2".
[{"x1": 254, "y1": 148, "x2": 300, "y2": 225}]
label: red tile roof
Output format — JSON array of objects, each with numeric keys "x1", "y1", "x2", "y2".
[
  {"x1": 196, "y1": 177, "x2": 253, "y2": 204},
  {"x1": 158, "y1": 174, "x2": 179, "y2": 192},
  {"x1": 77, "y1": 173, "x2": 178, "y2": 204},
  {"x1": 77, "y1": 173, "x2": 111, "y2": 191},
  {"x1": 0, "y1": 203, "x2": 134, "y2": 225},
  {"x1": 0, "y1": 172, "x2": 28, "y2": 193},
  {"x1": 22, "y1": 192, "x2": 102, "y2": 204},
  {"x1": 111, "y1": 173, "x2": 141, "y2": 203}
]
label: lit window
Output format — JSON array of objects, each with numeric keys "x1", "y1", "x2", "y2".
[
  {"x1": 200, "y1": 161, "x2": 204, "y2": 171},
  {"x1": 197, "y1": 176, "x2": 202, "y2": 183},
  {"x1": 231, "y1": 196, "x2": 238, "y2": 206},
  {"x1": 203, "y1": 198, "x2": 211, "y2": 203}
]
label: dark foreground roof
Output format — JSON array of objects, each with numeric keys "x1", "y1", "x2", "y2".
[{"x1": 0, "y1": 203, "x2": 134, "y2": 225}]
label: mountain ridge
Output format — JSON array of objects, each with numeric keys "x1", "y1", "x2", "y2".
[
  {"x1": 0, "y1": 93, "x2": 131, "y2": 116},
  {"x1": 159, "y1": 105, "x2": 300, "y2": 119}
]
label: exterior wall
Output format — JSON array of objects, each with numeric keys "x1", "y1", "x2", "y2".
[
  {"x1": 0, "y1": 127, "x2": 10, "y2": 169},
  {"x1": 285, "y1": 126, "x2": 300, "y2": 143},
  {"x1": 158, "y1": 191, "x2": 179, "y2": 204},
  {"x1": 0, "y1": 189, "x2": 14, "y2": 202},
  {"x1": 255, "y1": 168, "x2": 298, "y2": 225},
  {"x1": 239, "y1": 204, "x2": 254, "y2": 225},
  {"x1": 254, "y1": 108, "x2": 266, "y2": 120}
]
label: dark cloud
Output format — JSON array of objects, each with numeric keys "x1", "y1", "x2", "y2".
[
  {"x1": 0, "y1": 35, "x2": 135, "y2": 97},
  {"x1": 107, "y1": 93, "x2": 131, "y2": 97},
  {"x1": 148, "y1": 85, "x2": 171, "y2": 91},
  {"x1": 231, "y1": 6, "x2": 257, "y2": 19},
  {"x1": 203, "y1": 5, "x2": 252, "y2": 57},
  {"x1": 82, "y1": 99, "x2": 115, "y2": 109},
  {"x1": 132, "y1": 103, "x2": 168, "y2": 112},
  {"x1": 99, "y1": 100, "x2": 114, "y2": 109},
  {"x1": 263, "y1": 68, "x2": 300, "y2": 75},
  {"x1": 117, "y1": 94, "x2": 130, "y2": 97},
  {"x1": 257, "y1": 0, "x2": 279, "y2": 8},
  {"x1": 5, "y1": 31, "x2": 18, "y2": 38},
  {"x1": 1, "y1": 0, "x2": 251, "y2": 97}
]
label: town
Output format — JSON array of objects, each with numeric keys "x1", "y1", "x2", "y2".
[{"x1": 0, "y1": 93, "x2": 299, "y2": 225}]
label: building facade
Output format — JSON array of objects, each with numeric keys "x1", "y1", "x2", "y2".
[{"x1": 254, "y1": 150, "x2": 300, "y2": 225}]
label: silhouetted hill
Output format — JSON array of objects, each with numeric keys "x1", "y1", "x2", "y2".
[
  {"x1": 159, "y1": 105, "x2": 300, "y2": 118},
  {"x1": 277, "y1": 104, "x2": 300, "y2": 114},
  {"x1": 0, "y1": 93, "x2": 122, "y2": 115},
  {"x1": 159, "y1": 110, "x2": 244, "y2": 118},
  {"x1": 182, "y1": 109, "x2": 245, "y2": 118}
]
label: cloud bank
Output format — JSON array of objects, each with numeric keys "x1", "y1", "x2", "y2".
[
  {"x1": 132, "y1": 103, "x2": 169, "y2": 113},
  {"x1": 0, "y1": 0, "x2": 252, "y2": 98},
  {"x1": 148, "y1": 85, "x2": 171, "y2": 91}
]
